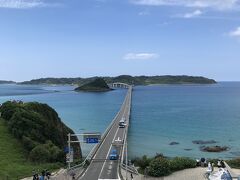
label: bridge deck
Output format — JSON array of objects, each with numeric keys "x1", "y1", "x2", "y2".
[{"x1": 79, "y1": 87, "x2": 132, "y2": 180}]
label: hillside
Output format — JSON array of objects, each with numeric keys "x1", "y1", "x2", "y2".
[
  {"x1": 20, "y1": 75, "x2": 216, "y2": 86},
  {"x1": 0, "y1": 119, "x2": 62, "y2": 179},
  {"x1": 75, "y1": 78, "x2": 112, "y2": 92},
  {"x1": 0, "y1": 101, "x2": 81, "y2": 164}
]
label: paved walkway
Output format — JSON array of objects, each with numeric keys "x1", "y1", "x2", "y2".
[
  {"x1": 122, "y1": 167, "x2": 240, "y2": 180},
  {"x1": 121, "y1": 167, "x2": 207, "y2": 180},
  {"x1": 21, "y1": 167, "x2": 84, "y2": 180}
]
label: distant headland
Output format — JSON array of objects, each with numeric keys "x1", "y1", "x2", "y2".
[
  {"x1": 19, "y1": 75, "x2": 216, "y2": 86},
  {"x1": 0, "y1": 80, "x2": 16, "y2": 84}
]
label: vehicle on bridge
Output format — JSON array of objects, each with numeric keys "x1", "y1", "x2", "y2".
[
  {"x1": 109, "y1": 149, "x2": 119, "y2": 160},
  {"x1": 119, "y1": 118, "x2": 126, "y2": 128}
]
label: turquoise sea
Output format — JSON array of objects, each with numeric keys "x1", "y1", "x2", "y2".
[{"x1": 0, "y1": 82, "x2": 240, "y2": 160}]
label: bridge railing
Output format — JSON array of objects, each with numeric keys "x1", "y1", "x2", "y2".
[
  {"x1": 119, "y1": 86, "x2": 134, "y2": 180},
  {"x1": 108, "y1": 82, "x2": 131, "y2": 89}
]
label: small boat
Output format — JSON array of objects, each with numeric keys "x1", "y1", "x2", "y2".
[{"x1": 209, "y1": 168, "x2": 232, "y2": 180}]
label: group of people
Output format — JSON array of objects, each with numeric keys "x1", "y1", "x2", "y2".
[
  {"x1": 207, "y1": 160, "x2": 226, "y2": 175},
  {"x1": 32, "y1": 170, "x2": 51, "y2": 180}
]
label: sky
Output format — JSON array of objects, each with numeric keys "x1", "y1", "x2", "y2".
[{"x1": 0, "y1": 0, "x2": 240, "y2": 82}]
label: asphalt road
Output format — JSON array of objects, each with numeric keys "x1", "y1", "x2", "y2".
[{"x1": 79, "y1": 87, "x2": 132, "y2": 180}]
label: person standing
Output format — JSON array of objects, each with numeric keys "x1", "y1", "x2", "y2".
[
  {"x1": 39, "y1": 171, "x2": 45, "y2": 180},
  {"x1": 212, "y1": 163, "x2": 215, "y2": 172},
  {"x1": 131, "y1": 173, "x2": 133, "y2": 180}
]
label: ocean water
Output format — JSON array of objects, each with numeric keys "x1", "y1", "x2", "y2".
[
  {"x1": 0, "y1": 83, "x2": 240, "y2": 159},
  {"x1": 0, "y1": 84, "x2": 126, "y2": 155}
]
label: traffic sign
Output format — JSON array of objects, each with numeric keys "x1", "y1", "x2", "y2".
[
  {"x1": 86, "y1": 137, "x2": 99, "y2": 144},
  {"x1": 66, "y1": 150, "x2": 74, "y2": 163},
  {"x1": 64, "y1": 146, "x2": 73, "y2": 153},
  {"x1": 83, "y1": 132, "x2": 101, "y2": 144}
]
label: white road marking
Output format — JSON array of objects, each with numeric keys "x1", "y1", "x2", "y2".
[
  {"x1": 115, "y1": 137, "x2": 121, "y2": 142},
  {"x1": 98, "y1": 114, "x2": 121, "y2": 179}
]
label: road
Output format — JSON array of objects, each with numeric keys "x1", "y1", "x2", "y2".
[{"x1": 79, "y1": 86, "x2": 132, "y2": 180}]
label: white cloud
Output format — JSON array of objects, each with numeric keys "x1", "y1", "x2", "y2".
[
  {"x1": 138, "y1": 11, "x2": 150, "y2": 15},
  {"x1": 131, "y1": 0, "x2": 239, "y2": 10},
  {"x1": 0, "y1": 0, "x2": 59, "y2": 9},
  {"x1": 229, "y1": 27, "x2": 240, "y2": 38},
  {"x1": 123, "y1": 53, "x2": 159, "y2": 60},
  {"x1": 183, "y1": 9, "x2": 203, "y2": 18}
]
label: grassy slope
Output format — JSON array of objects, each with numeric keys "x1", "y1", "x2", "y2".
[{"x1": 0, "y1": 119, "x2": 62, "y2": 179}]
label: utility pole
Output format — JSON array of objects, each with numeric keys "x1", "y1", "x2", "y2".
[{"x1": 68, "y1": 133, "x2": 71, "y2": 169}]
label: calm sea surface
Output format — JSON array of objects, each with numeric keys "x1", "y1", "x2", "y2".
[{"x1": 1, "y1": 82, "x2": 240, "y2": 159}]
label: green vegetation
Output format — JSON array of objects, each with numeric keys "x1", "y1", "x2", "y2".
[
  {"x1": 75, "y1": 78, "x2": 112, "y2": 92},
  {"x1": 133, "y1": 154, "x2": 196, "y2": 177},
  {"x1": 0, "y1": 101, "x2": 81, "y2": 163},
  {"x1": 0, "y1": 119, "x2": 62, "y2": 179},
  {"x1": 148, "y1": 157, "x2": 171, "y2": 177},
  {"x1": 0, "y1": 101, "x2": 82, "y2": 178},
  {"x1": 20, "y1": 75, "x2": 216, "y2": 85},
  {"x1": 226, "y1": 158, "x2": 240, "y2": 169}
]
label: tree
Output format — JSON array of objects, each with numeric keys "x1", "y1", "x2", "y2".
[{"x1": 148, "y1": 157, "x2": 171, "y2": 177}]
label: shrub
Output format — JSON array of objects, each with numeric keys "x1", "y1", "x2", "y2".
[
  {"x1": 29, "y1": 144, "x2": 51, "y2": 163},
  {"x1": 226, "y1": 158, "x2": 240, "y2": 169},
  {"x1": 169, "y1": 157, "x2": 196, "y2": 172},
  {"x1": 22, "y1": 136, "x2": 39, "y2": 151},
  {"x1": 29, "y1": 141, "x2": 63, "y2": 163},
  {"x1": 154, "y1": 153, "x2": 165, "y2": 159},
  {"x1": 44, "y1": 141, "x2": 63, "y2": 162},
  {"x1": 148, "y1": 157, "x2": 171, "y2": 177},
  {"x1": 133, "y1": 155, "x2": 152, "y2": 172}
]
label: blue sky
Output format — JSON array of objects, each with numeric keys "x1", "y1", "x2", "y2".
[{"x1": 0, "y1": 0, "x2": 240, "y2": 81}]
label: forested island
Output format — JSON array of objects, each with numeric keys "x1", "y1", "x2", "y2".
[
  {"x1": 20, "y1": 75, "x2": 216, "y2": 86},
  {"x1": 75, "y1": 78, "x2": 112, "y2": 92}
]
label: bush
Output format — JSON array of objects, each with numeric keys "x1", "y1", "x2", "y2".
[
  {"x1": 29, "y1": 144, "x2": 51, "y2": 162},
  {"x1": 134, "y1": 154, "x2": 197, "y2": 177},
  {"x1": 169, "y1": 157, "x2": 196, "y2": 172},
  {"x1": 29, "y1": 141, "x2": 63, "y2": 163},
  {"x1": 44, "y1": 141, "x2": 63, "y2": 162},
  {"x1": 133, "y1": 155, "x2": 152, "y2": 172},
  {"x1": 226, "y1": 158, "x2": 240, "y2": 169},
  {"x1": 148, "y1": 157, "x2": 171, "y2": 177},
  {"x1": 22, "y1": 136, "x2": 39, "y2": 151}
]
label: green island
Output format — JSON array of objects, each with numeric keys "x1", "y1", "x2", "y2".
[
  {"x1": 20, "y1": 75, "x2": 216, "y2": 86},
  {"x1": 75, "y1": 78, "x2": 112, "y2": 92},
  {"x1": 0, "y1": 101, "x2": 81, "y2": 179}
]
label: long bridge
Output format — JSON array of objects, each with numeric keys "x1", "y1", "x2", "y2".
[{"x1": 79, "y1": 84, "x2": 132, "y2": 180}]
